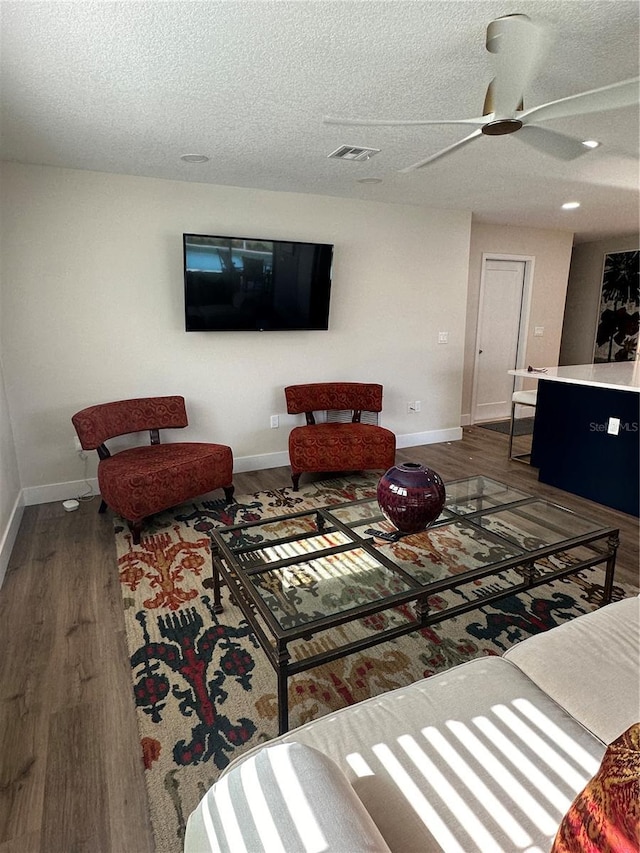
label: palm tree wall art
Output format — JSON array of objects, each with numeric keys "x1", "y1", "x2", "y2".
[{"x1": 594, "y1": 250, "x2": 639, "y2": 362}]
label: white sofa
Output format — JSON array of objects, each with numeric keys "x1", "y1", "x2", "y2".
[{"x1": 185, "y1": 596, "x2": 639, "y2": 853}]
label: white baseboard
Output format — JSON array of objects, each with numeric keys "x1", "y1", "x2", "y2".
[
  {"x1": 0, "y1": 493, "x2": 25, "y2": 590},
  {"x1": 233, "y1": 450, "x2": 291, "y2": 473},
  {"x1": 22, "y1": 478, "x2": 99, "y2": 507},
  {"x1": 233, "y1": 429, "x2": 463, "y2": 470},
  {"x1": 396, "y1": 427, "x2": 463, "y2": 448},
  {"x1": 17, "y1": 426, "x2": 464, "y2": 510},
  {"x1": 474, "y1": 403, "x2": 510, "y2": 422},
  {"x1": 460, "y1": 413, "x2": 471, "y2": 426}
]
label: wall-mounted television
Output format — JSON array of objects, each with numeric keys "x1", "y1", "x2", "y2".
[{"x1": 183, "y1": 233, "x2": 334, "y2": 331}]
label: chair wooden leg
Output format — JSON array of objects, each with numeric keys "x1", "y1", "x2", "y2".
[
  {"x1": 223, "y1": 485, "x2": 235, "y2": 504},
  {"x1": 291, "y1": 473, "x2": 300, "y2": 491},
  {"x1": 130, "y1": 521, "x2": 142, "y2": 545},
  {"x1": 98, "y1": 500, "x2": 108, "y2": 514}
]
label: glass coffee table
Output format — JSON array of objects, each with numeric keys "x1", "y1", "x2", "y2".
[{"x1": 209, "y1": 476, "x2": 619, "y2": 733}]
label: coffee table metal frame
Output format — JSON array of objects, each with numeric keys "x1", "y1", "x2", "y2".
[{"x1": 208, "y1": 476, "x2": 619, "y2": 734}]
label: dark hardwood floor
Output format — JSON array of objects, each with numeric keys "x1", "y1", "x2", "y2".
[{"x1": 0, "y1": 426, "x2": 637, "y2": 852}]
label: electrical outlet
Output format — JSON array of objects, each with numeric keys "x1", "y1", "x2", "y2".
[
  {"x1": 607, "y1": 417, "x2": 620, "y2": 435},
  {"x1": 270, "y1": 414, "x2": 279, "y2": 429},
  {"x1": 534, "y1": 326, "x2": 545, "y2": 337},
  {"x1": 438, "y1": 331, "x2": 449, "y2": 344}
]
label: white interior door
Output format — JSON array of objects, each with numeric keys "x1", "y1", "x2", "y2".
[{"x1": 473, "y1": 259, "x2": 527, "y2": 422}]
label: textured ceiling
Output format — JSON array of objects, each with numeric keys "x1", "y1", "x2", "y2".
[{"x1": 1, "y1": 0, "x2": 638, "y2": 243}]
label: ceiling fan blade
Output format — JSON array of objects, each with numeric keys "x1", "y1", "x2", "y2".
[
  {"x1": 399, "y1": 129, "x2": 483, "y2": 173},
  {"x1": 486, "y1": 14, "x2": 549, "y2": 117},
  {"x1": 517, "y1": 125, "x2": 590, "y2": 160},
  {"x1": 521, "y1": 77, "x2": 640, "y2": 123},
  {"x1": 323, "y1": 116, "x2": 485, "y2": 128}
]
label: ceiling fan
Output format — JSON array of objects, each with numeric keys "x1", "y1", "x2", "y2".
[{"x1": 324, "y1": 14, "x2": 640, "y2": 173}]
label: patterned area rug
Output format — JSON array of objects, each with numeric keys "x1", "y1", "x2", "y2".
[{"x1": 114, "y1": 474, "x2": 629, "y2": 853}]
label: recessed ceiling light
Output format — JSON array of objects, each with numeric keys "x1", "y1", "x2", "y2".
[
  {"x1": 180, "y1": 154, "x2": 210, "y2": 163},
  {"x1": 582, "y1": 139, "x2": 600, "y2": 149},
  {"x1": 562, "y1": 201, "x2": 581, "y2": 210},
  {"x1": 357, "y1": 177, "x2": 383, "y2": 184}
]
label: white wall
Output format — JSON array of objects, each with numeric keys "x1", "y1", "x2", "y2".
[
  {"x1": 0, "y1": 168, "x2": 23, "y2": 582},
  {"x1": 462, "y1": 222, "x2": 574, "y2": 419},
  {"x1": 0, "y1": 163, "x2": 472, "y2": 503},
  {"x1": 0, "y1": 349, "x2": 23, "y2": 586},
  {"x1": 560, "y1": 234, "x2": 639, "y2": 366}
]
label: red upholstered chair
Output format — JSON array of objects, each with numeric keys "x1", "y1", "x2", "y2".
[
  {"x1": 72, "y1": 396, "x2": 234, "y2": 543},
  {"x1": 284, "y1": 382, "x2": 396, "y2": 490}
]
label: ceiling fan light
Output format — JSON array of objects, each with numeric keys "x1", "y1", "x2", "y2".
[
  {"x1": 481, "y1": 118, "x2": 523, "y2": 136},
  {"x1": 562, "y1": 201, "x2": 581, "y2": 210},
  {"x1": 582, "y1": 139, "x2": 600, "y2": 149}
]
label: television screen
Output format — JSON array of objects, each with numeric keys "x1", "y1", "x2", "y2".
[{"x1": 183, "y1": 234, "x2": 334, "y2": 331}]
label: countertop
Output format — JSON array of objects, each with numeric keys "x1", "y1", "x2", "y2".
[{"x1": 509, "y1": 361, "x2": 640, "y2": 393}]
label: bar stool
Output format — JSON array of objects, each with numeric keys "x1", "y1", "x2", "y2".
[{"x1": 508, "y1": 390, "x2": 537, "y2": 462}]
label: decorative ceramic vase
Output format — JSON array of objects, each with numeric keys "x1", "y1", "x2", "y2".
[{"x1": 376, "y1": 462, "x2": 446, "y2": 534}]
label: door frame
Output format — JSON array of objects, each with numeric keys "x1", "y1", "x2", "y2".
[{"x1": 471, "y1": 253, "x2": 535, "y2": 424}]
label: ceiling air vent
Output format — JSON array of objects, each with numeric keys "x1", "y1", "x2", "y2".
[{"x1": 327, "y1": 145, "x2": 381, "y2": 161}]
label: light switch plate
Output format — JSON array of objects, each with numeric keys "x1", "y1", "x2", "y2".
[{"x1": 607, "y1": 417, "x2": 620, "y2": 435}]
